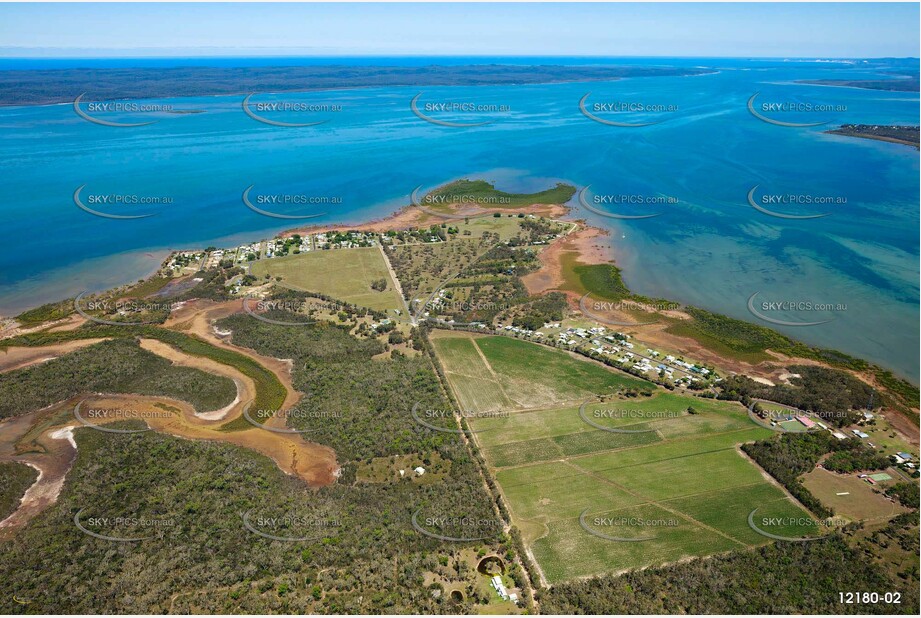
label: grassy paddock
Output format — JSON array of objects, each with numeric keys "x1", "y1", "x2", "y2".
[
  {"x1": 430, "y1": 334, "x2": 813, "y2": 582},
  {"x1": 431, "y1": 332, "x2": 650, "y2": 413},
  {"x1": 251, "y1": 247, "x2": 404, "y2": 313}
]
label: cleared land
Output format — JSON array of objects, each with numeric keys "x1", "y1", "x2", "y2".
[
  {"x1": 431, "y1": 332, "x2": 818, "y2": 583},
  {"x1": 250, "y1": 247, "x2": 404, "y2": 313},
  {"x1": 431, "y1": 331, "x2": 649, "y2": 412},
  {"x1": 802, "y1": 467, "x2": 910, "y2": 523}
]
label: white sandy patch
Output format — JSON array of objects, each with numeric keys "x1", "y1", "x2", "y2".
[
  {"x1": 195, "y1": 378, "x2": 243, "y2": 421},
  {"x1": 0, "y1": 462, "x2": 43, "y2": 529},
  {"x1": 751, "y1": 377, "x2": 775, "y2": 386},
  {"x1": 49, "y1": 426, "x2": 77, "y2": 449}
]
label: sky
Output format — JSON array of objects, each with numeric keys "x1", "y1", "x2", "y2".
[{"x1": 0, "y1": 2, "x2": 918, "y2": 58}]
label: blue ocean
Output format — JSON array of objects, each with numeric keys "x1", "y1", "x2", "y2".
[{"x1": 0, "y1": 57, "x2": 917, "y2": 380}]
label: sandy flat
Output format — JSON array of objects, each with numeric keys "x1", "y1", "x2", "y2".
[
  {"x1": 138, "y1": 338, "x2": 250, "y2": 421},
  {"x1": 0, "y1": 338, "x2": 107, "y2": 373}
]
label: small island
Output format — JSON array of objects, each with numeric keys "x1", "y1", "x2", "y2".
[
  {"x1": 825, "y1": 124, "x2": 920, "y2": 149},
  {"x1": 798, "y1": 77, "x2": 920, "y2": 92}
]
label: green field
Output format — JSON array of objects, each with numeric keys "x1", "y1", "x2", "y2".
[
  {"x1": 251, "y1": 247, "x2": 404, "y2": 313},
  {"x1": 484, "y1": 404, "x2": 816, "y2": 582},
  {"x1": 431, "y1": 332, "x2": 649, "y2": 412},
  {"x1": 430, "y1": 333, "x2": 818, "y2": 583}
]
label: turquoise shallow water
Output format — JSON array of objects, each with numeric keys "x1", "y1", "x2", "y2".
[{"x1": 0, "y1": 59, "x2": 917, "y2": 380}]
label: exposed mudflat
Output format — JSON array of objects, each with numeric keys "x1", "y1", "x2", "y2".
[
  {"x1": 0, "y1": 300, "x2": 341, "y2": 536},
  {"x1": 0, "y1": 339, "x2": 107, "y2": 373}
]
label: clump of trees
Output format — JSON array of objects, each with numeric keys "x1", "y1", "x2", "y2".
[
  {"x1": 886, "y1": 483, "x2": 920, "y2": 509},
  {"x1": 0, "y1": 461, "x2": 39, "y2": 521},
  {"x1": 742, "y1": 432, "x2": 893, "y2": 519},
  {"x1": 370, "y1": 278, "x2": 387, "y2": 292},
  {"x1": 511, "y1": 292, "x2": 567, "y2": 331},
  {"x1": 719, "y1": 365, "x2": 877, "y2": 427}
]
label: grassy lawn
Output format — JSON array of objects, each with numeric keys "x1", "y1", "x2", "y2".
[
  {"x1": 457, "y1": 215, "x2": 528, "y2": 240},
  {"x1": 431, "y1": 332, "x2": 650, "y2": 412},
  {"x1": 251, "y1": 247, "x2": 404, "y2": 314},
  {"x1": 801, "y1": 467, "x2": 910, "y2": 523}
]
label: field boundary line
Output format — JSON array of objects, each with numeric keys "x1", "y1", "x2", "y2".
[
  {"x1": 563, "y1": 459, "x2": 749, "y2": 548},
  {"x1": 733, "y1": 446, "x2": 823, "y2": 521},
  {"x1": 468, "y1": 336, "x2": 517, "y2": 409},
  {"x1": 492, "y1": 426, "x2": 766, "y2": 474},
  {"x1": 377, "y1": 243, "x2": 412, "y2": 321}
]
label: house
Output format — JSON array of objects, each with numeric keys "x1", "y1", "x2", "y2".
[
  {"x1": 490, "y1": 576, "x2": 510, "y2": 601},
  {"x1": 414, "y1": 466, "x2": 425, "y2": 476},
  {"x1": 796, "y1": 415, "x2": 816, "y2": 429},
  {"x1": 853, "y1": 430, "x2": 870, "y2": 439},
  {"x1": 897, "y1": 452, "x2": 913, "y2": 461}
]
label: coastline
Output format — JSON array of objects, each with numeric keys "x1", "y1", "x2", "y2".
[
  {"x1": 2, "y1": 194, "x2": 917, "y2": 443},
  {"x1": 824, "y1": 130, "x2": 920, "y2": 150},
  {"x1": 3, "y1": 195, "x2": 918, "y2": 387},
  {"x1": 0, "y1": 64, "x2": 717, "y2": 108}
]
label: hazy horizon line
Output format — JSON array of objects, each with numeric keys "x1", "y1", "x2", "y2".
[{"x1": 1, "y1": 51, "x2": 918, "y2": 61}]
